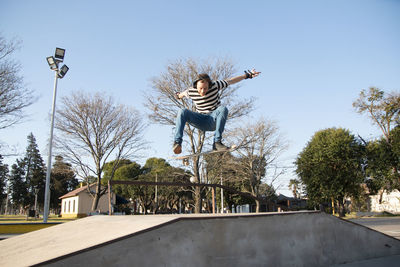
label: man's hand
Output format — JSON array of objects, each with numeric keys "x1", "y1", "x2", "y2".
[
  {"x1": 245, "y1": 69, "x2": 261, "y2": 79},
  {"x1": 174, "y1": 90, "x2": 189, "y2": 100},
  {"x1": 227, "y1": 68, "x2": 261, "y2": 85}
]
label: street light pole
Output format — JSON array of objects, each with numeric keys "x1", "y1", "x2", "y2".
[
  {"x1": 34, "y1": 188, "x2": 39, "y2": 219},
  {"x1": 43, "y1": 70, "x2": 59, "y2": 223},
  {"x1": 220, "y1": 175, "x2": 224, "y2": 213},
  {"x1": 154, "y1": 172, "x2": 158, "y2": 214},
  {"x1": 43, "y1": 48, "x2": 68, "y2": 223}
]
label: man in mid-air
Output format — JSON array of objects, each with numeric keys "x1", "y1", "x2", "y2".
[{"x1": 173, "y1": 69, "x2": 261, "y2": 154}]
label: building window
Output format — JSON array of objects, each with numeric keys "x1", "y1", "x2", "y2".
[
  {"x1": 68, "y1": 201, "x2": 71, "y2": 213},
  {"x1": 64, "y1": 201, "x2": 66, "y2": 213},
  {"x1": 73, "y1": 200, "x2": 75, "y2": 213}
]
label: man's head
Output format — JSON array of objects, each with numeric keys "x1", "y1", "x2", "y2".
[{"x1": 193, "y1": 73, "x2": 212, "y2": 96}]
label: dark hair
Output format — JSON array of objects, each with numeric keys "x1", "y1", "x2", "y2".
[{"x1": 193, "y1": 73, "x2": 212, "y2": 88}]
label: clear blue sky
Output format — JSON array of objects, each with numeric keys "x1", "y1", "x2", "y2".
[{"x1": 1, "y1": 0, "x2": 399, "y2": 196}]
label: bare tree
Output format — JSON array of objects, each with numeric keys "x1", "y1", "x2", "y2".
[
  {"x1": 55, "y1": 92, "x2": 146, "y2": 210},
  {"x1": 0, "y1": 35, "x2": 35, "y2": 131},
  {"x1": 353, "y1": 87, "x2": 400, "y2": 142},
  {"x1": 145, "y1": 57, "x2": 255, "y2": 213},
  {"x1": 228, "y1": 118, "x2": 288, "y2": 212},
  {"x1": 288, "y1": 179, "x2": 301, "y2": 199}
]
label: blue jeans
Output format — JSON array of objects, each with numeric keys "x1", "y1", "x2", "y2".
[{"x1": 174, "y1": 106, "x2": 228, "y2": 145}]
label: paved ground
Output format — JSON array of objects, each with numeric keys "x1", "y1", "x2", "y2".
[
  {"x1": 333, "y1": 254, "x2": 400, "y2": 267},
  {"x1": 0, "y1": 211, "x2": 399, "y2": 267},
  {"x1": 349, "y1": 217, "x2": 400, "y2": 240}
]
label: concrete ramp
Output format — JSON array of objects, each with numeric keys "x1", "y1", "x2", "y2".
[{"x1": 0, "y1": 211, "x2": 399, "y2": 266}]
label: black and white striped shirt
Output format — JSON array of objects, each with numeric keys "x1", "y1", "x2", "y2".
[{"x1": 182, "y1": 80, "x2": 228, "y2": 114}]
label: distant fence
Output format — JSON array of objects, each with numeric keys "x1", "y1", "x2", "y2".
[{"x1": 107, "y1": 180, "x2": 263, "y2": 214}]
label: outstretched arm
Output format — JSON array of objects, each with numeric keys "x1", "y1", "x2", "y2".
[{"x1": 227, "y1": 69, "x2": 261, "y2": 85}]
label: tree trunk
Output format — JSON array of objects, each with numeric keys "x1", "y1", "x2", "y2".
[
  {"x1": 194, "y1": 187, "x2": 202, "y2": 213},
  {"x1": 379, "y1": 189, "x2": 384, "y2": 204},
  {"x1": 91, "y1": 181, "x2": 102, "y2": 211},
  {"x1": 91, "y1": 193, "x2": 100, "y2": 212},
  {"x1": 338, "y1": 198, "x2": 346, "y2": 217},
  {"x1": 193, "y1": 160, "x2": 202, "y2": 213},
  {"x1": 255, "y1": 199, "x2": 260, "y2": 213}
]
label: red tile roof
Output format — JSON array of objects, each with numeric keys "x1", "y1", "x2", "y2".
[{"x1": 59, "y1": 184, "x2": 98, "y2": 199}]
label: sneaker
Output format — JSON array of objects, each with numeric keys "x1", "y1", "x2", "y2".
[
  {"x1": 173, "y1": 142, "x2": 182, "y2": 154},
  {"x1": 213, "y1": 141, "x2": 230, "y2": 151}
]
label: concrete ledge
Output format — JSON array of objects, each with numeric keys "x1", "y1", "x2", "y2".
[{"x1": 0, "y1": 211, "x2": 399, "y2": 267}]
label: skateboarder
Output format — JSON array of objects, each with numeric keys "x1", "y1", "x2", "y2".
[{"x1": 173, "y1": 69, "x2": 261, "y2": 154}]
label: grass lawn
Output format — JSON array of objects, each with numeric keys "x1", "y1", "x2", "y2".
[
  {"x1": 0, "y1": 215, "x2": 77, "y2": 224},
  {"x1": 0, "y1": 215, "x2": 77, "y2": 234}
]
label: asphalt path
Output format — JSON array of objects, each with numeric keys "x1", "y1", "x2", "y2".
[{"x1": 349, "y1": 217, "x2": 400, "y2": 240}]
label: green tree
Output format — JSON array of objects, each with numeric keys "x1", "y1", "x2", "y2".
[
  {"x1": 391, "y1": 126, "x2": 400, "y2": 168},
  {"x1": 139, "y1": 158, "x2": 191, "y2": 214},
  {"x1": 353, "y1": 88, "x2": 400, "y2": 189},
  {"x1": 295, "y1": 128, "x2": 364, "y2": 217},
  {"x1": 23, "y1": 133, "x2": 46, "y2": 207},
  {"x1": 364, "y1": 126, "x2": 400, "y2": 195},
  {"x1": 102, "y1": 159, "x2": 143, "y2": 200},
  {"x1": 391, "y1": 126, "x2": 400, "y2": 186},
  {"x1": 0, "y1": 155, "x2": 9, "y2": 209},
  {"x1": 7, "y1": 133, "x2": 46, "y2": 212},
  {"x1": 50, "y1": 155, "x2": 79, "y2": 212},
  {"x1": 9, "y1": 160, "x2": 28, "y2": 211},
  {"x1": 103, "y1": 158, "x2": 191, "y2": 214}
]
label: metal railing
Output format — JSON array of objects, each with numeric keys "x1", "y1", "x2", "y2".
[{"x1": 107, "y1": 180, "x2": 263, "y2": 214}]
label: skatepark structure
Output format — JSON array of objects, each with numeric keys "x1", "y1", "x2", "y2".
[{"x1": 0, "y1": 211, "x2": 400, "y2": 266}]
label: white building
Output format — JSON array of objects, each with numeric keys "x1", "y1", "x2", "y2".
[
  {"x1": 59, "y1": 184, "x2": 116, "y2": 218},
  {"x1": 369, "y1": 189, "x2": 400, "y2": 214}
]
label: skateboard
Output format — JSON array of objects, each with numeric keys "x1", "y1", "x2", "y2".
[{"x1": 170, "y1": 145, "x2": 237, "y2": 165}]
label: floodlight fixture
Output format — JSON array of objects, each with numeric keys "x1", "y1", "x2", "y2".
[
  {"x1": 58, "y1": 65, "x2": 69, "y2": 78},
  {"x1": 54, "y1": 47, "x2": 65, "y2": 62},
  {"x1": 46, "y1": 56, "x2": 58, "y2": 70}
]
